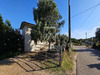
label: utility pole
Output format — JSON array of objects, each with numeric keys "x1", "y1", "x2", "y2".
[
  {"x1": 85, "y1": 32, "x2": 87, "y2": 45},
  {"x1": 68, "y1": 0, "x2": 71, "y2": 53},
  {"x1": 85, "y1": 32, "x2": 87, "y2": 39}
]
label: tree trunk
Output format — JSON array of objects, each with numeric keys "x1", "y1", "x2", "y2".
[{"x1": 49, "y1": 38, "x2": 51, "y2": 50}]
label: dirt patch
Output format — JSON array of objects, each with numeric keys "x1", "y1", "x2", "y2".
[
  {"x1": 0, "y1": 49, "x2": 76, "y2": 75},
  {"x1": 0, "y1": 51, "x2": 59, "y2": 75}
]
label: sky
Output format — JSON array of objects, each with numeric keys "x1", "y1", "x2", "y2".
[{"x1": 0, "y1": 0, "x2": 100, "y2": 39}]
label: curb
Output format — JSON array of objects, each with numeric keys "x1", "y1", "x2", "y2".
[{"x1": 73, "y1": 53, "x2": 77, "y2": 75}]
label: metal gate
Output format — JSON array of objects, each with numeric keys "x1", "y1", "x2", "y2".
[
  {"x1": 34, "y1": 45, "x2": 63, "y2": 67},
  {"x1": 35, "y1": 26, "x2": 63, "y2": 66},
  {"x1": 45, "y1": 45, "x2": 62, "y2": 66}
]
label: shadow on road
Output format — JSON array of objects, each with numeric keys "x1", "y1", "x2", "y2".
[
  {"x1": 75, "y1": 48, "x2": 100, "y2": 60},
  {"x1": 88, "y1": 63, "x2": 100, "y2": 70},
  {"x1": 75, "y1": 48, "x2": 100, "y2": 70}
]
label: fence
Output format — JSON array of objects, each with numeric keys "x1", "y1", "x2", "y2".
[
  {"x1": 46, "y1": 46, "x2": 62, "y2": 66},
  {"x1": 35, "y1": 45, "x2": 63, "y2": 66}
]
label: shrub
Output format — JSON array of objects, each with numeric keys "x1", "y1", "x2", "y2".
[{"x1": 0, "y1": 14, "x2": 24, "y2": 60}]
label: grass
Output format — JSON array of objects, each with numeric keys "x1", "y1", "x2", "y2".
[
  {"x1": 0, "y1": 47, "x2": 76, "y2": 75},
  {"x1": 40, "y1": 50, "x2": 76, "y2": 75},
  {"x1": 61, "y1": 51, "x2": 74, "y2": 71},
  {"x1": 72, "y1": 43, "x2": 80, "y2": 46}
]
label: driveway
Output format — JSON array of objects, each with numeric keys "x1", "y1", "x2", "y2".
[{"x1": 74, "y1": 46, "x2": 100, "y2": 75}]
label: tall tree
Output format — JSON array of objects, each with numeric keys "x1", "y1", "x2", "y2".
[
  {"x1": 5, "y1": 19, "x2": 11, "y2": 27},
  {"x1": 0, "y1": 14, "x2": 24, "y2": 57},
  {"x1": 31, "y1": 0, "x2": 65, "y2": 45},
  {"x1": 0, "y1": 14, "x2": 4, "y2": 32},
  {"x1": 96, "y1": 28, "x2": 100, "y2": 42},
  {"x1": 0, "y1": 14, "x2": 3, "y2": 25}
]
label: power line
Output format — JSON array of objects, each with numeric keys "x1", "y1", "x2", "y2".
[
  {"x1": 72, "y1": 3, "x2": 100, "y2": 18},
  {"x1": 83, "y1": 7, "x2": 96, "y2": 23},
  {"x1": 68, "y1": 3, "x2": 100, "y2": 39},
  {"x1": 78, "y1": 6, "x2": 96, "y2": 29}
]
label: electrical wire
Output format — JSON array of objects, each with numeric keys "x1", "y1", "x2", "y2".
[
  {"x1": 70, "y1": 3, "x2": 100, "y2": 38},
  {"x1": 72, "y1": 3, "x2": 100, "y2": 18},
  {"x1": 78, "y1": 6, "x2": 96, "y2": 29},
  {"x1": 76, "y1": 6, "x2": 97, "y2": 39}
]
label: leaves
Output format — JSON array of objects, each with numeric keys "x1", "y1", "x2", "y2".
[
  {"x1": 5, "y1": 19, "x2": 11, "y2": 27},
  {"x1": 56, "y1": 34, "x2": 68, "y2": 47},
  {"x1": 31, "y1": 0, "x2": 65, "y2": 44},
  {"x1": 0, "y1": 14, "x2": 24, "y2": 55},
  {"x1": 96, "y1": 28, "x2": 100, "y2": 42}
]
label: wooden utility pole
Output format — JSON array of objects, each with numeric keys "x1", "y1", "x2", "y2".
[
  {"x1": 68, "y1": 0, "x2": 71, "y2": 53},
  {"x1": 85, "y1": 32, "x2": 87, "y2": 39}
]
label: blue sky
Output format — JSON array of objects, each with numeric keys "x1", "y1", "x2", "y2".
[{"x1": 0, "y1": 0, "x2": 100, "y2": 39}]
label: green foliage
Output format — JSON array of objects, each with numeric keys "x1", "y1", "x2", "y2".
[
  {"x1": 71, "y1": 38, "x2": 87, "y2": 46},
  {"x1": 92, "y1": 28, "x2": 100, "y2": 49},
  {"x1": 0, "y1": 51, "x2": 20, "y2": 61},
  {"x1": 34, "y1": 0, "x2": 64, "y2": 26},
  {"x1": 71, "y1": 38, "x2": 94, "y2": 46},
  {"x1": 31, "y1": 0, "x2": 65, "y2": 44},
  {"x1": 61, "y1": 52, "x2": 74, "y2": 71},
  {"x1": 71, "y1": 38, "x2": 80, "y2": 45},
  {"x1": 31, "y1": 22, "x2": 42, "y2": 44},
  {"x1": 0, "y1": 14, "x2": 5, "y2": 33},
  {"x1": 5, "y1": 19, "x2": 11, "y2": 27},
  {"x1": 96, "y1": 28, "x2": 100, "y2": 41},
  {"x1": 55, "y1": 34, "x2": 68, "y2": 51},
  {"x1": 41, "y1": 51, "x2": 74, "y2": 74},
  {"x1": 92, "y1": 42, "x2": 100, "y2": 49},
  {"x1": 0, "y1": 14, "x2": 3, "y2": 25},
  {"x1": 56, "y1": 34, "x2": 68, "y2": 46},
  {"x1": 0, "y1": 14, "x2": 24, "y2": 60}
]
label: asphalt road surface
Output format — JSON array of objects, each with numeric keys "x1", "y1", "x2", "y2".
[{"x1": 74, "y1": 46, "x2": 100, "y2": 75}]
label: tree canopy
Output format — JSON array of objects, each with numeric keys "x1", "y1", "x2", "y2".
[
  {"x1": 96, "y1": 28, "x2": 100, "y2": 42},
  {"x1": 55, "y1": 34, "x2": 68, "y2": 50},
  {"x1": 31, "y1": 0, "x2": 65, "y2": 44},
  {"x1": 0, "y1": 14, "x2": 24, "y2": 59},
  {"x1": 5, "y1": 19, "x2": 11, "y2": 27}
]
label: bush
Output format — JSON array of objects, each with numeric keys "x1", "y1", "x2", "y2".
[
  {"x1": 0, "y1": 31, "x2": 24, "y2": 60},
  {"x1": 92, "y1": 43, "x2": 100, "y2": 50},
  {"x1": 0, "y1": 31, "x2": 24, "y2": 57},
  {"x1": 55, "y1": 34, "x2": 68, "y2": 51},
  {"x1": 0, "y1": 14, "x2": 24, "y2": 60}
]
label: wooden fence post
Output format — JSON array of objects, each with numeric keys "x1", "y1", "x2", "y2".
[
  {"x1": 45, "y1": 51, "x2": 47, "y2": 60},
  {"x1": 59, "y1": 45, "x2": 62, "y2": 66}
]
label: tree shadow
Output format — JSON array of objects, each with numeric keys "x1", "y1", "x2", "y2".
[
  {"x1": 0, "y1": 58, "x2": 15, "y2": 65},
  {"x1": 75, "y1": 47, "x2": 100, "y2": 70},
  {"x1": 33, "y1": 50, "x2": 59, "y2": 61},
  {"x1": 88, "y1": 63, "x2": 100, "y2": 70},
  {"x1": 75, "y1": 48, "x2": 100, "y2": 60},
  {"x1": 13, "y1": 57, "x2": 59, "y2": 72},
  {"x1": 0, "y1": 50, "x2": 60, "y2": 72}
]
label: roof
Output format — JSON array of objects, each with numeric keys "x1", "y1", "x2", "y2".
[{"x1": 20, "y1": 21, "x2": 36, "y2": 29}]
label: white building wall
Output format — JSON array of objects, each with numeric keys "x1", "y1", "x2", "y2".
[{"x1": 22, "y1": 26, "x2": 48, "y2": 52}]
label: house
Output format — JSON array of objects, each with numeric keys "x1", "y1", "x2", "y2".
[
  {"x1": 20, "y1": 21, "x2": 47, "y2": 52},
  {"x1": 85, "y1": 40, "x2": 94, "y2": 46}
]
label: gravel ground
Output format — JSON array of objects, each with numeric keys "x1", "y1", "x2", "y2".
[
  {"x1": 74, "y1": 46, "x2": 100, "y2": 75},
  {"x1": 0, "y1": 53, "x2": 55, "y2": 75}
]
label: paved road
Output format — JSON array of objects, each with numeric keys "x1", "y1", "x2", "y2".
[{"x1": 74, "y1": 46, "x2": 100, "y2": 75}]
